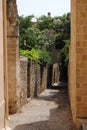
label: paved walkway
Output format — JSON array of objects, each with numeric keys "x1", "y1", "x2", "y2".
[{"x1": 8, "y1": 86, "x2": 78, "y2": 130}]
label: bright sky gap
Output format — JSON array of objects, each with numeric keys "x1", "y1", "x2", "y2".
[{"x1": 17, "y1": 0, "x2": 70, "y2": 18}]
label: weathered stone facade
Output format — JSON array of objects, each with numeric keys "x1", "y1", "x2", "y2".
[
  {"x1": 0, "y1": 0, "x2": 8, "y2": 129},
  {"x1": 18, "y1": 57, "x2": 28, "y2": 107},
  {"x1": 27, "y1": 60, "x2": 47, "y2": 98},
  {"x1": 69, "y1": 0, "x2": 87, "y2": 126},
  {"x1": 6, "y1": 0, "x2": 48, "y2": 114},
  {"x1": 7, "y1": 0, "x2": 19, "y2": 114},
  {"x1": 15, "y1": 57, "x2": 48, "y2": 109},
  {"x1": 0, "y1": 1, "x2": 5, "y2": 129},
  {"x1": 40, "y1": 66, "x2": 47, "y2": 92}
]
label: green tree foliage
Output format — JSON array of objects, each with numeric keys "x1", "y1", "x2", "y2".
[
  {"x1": 60, "y1": 40, "x2": 70, "y2": 65},
  {"x1": 19, "y1": 15, "x2": 53, "y2": 66},
  {"x1": 37, "y1": 15, "x2": 54, "y2": 30},
  {"x1": 54, "y1": 13, "x2": 70, "y2": 66},
  {"x1": 54, "y1": 13, "x2": 70, "y2": 39},
  {"x1": 53, "y1": 13, "x2": 70, "y2": 81},
  {"x1": 22, "y1": 28, "x2": 54, "y2": 50},
  {"x1": 19, "y1": 15, "x2": 55, "y2": 50},
  {"x1": 19, "y1": 13, "x2": 70, "y2": 68},
  {"x1": 20, "y1": 48, "x2": 51, "y2": 66},
  {"x1": 19, "y1": 15, "x2": 34, "y2": 49}
]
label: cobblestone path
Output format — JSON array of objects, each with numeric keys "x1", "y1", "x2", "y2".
[{"x1": 9, "y1": 85, "x2": 78, "y2": 130}]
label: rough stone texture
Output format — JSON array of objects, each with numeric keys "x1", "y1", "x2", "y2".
[
  {"x1": 29, "y1": 60, "x2": 36, "y2": 98},
  {"x1": 52, "y1": 63, "x2": 59, "y2": 85},
  {"x1": 7, "y1": 0, "x2": 20, "y2": 114},
  {"x1": 40, "y1": 66, "x2": 47, "y2": 93},
  {"x1": 28, "y1": 60, "x2": 47, "y2": 98},
  {"x1": 0, "y1": 0, "x2": 6, "y2": 129},
  {"x1": 16, "y1": 58, "x2": 48, "y2": 106},
  {"x1": 69, "y1": 0, "x2": 87, "y2": 126},
  {"x1": 76, "y1": 0, "x2": 87, "y2": 118},
  {"x1": 19, "y1": 56, "x2": 28, "y2": 107},
  {"x1": 34, "y1": 62, "x2": 41, "y2": 96},
  {"x1": 0, "y1": 0, "x2": 8, "y2": 129},
  {"x1": 47, "y1": 65, "x2": 52, "y2": 88}
]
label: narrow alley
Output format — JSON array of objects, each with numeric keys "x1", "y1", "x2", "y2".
[{"x1": 8, "y1": 83, "x2": 78, "y2": 130}]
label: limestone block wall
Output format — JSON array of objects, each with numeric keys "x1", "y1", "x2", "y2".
[
  {"x1": 69, "y1": 0, "x2": 87, "y2": 124},
  {"x1": 7, "y1": 0, "x2": 19, "y2": 114},
  {"x1": 28, "y1": 60, "x2": 36, "y2": 98},
  {"x1": 47, "y1": 65, "x2": 52, "y2": 88},
  {"x1": 19, "y1": 56, "x2": 28, "y2": 107},
  {"x1": 0, "y1": 0, "x2": 5, "y2": 129},
  {"x1": 76, "y1": 0, "x2": 87, "y2": 118},
  {"x1": 34, "y1": 63, "x2": 41, "y2": 96},
  {"x1": 69, "y1": 44, "x2": 76, "y2": 123},
  {"x1": 27, "y1": 61, "x2": 30, "y2": 98},
  {"x1": 40, "y1": 66, "x2": 47, "y2": 92},
  {"x1": 19, "y1": 58, "x2": 47, "y2": 103},
  {"x1": 68, "y1": 0, "x2": 77, "y2": 123},
  {"x1": 27, "y1": 60, "x2": 47, "y2": 98}
]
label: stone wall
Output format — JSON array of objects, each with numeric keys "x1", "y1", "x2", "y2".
[
  {"x1": 75, "y1": 0, "x2": 87, "y2": 119},
  {"x1": 18, "y1": 56, "x2": 28, "y2": 107},
  {"x1": 16, "y1": 58, "x2": 47, "y2": 109},
  {"x1": 47, "y1": 65, "x2": 52, "y2": 88},
  {"x1": 69, "y1": 0, "x2": 87, "y2": 126},
  {"x1": 28, "y1": 60, "x2": 35, "y2": 98},
  {"x1": 68, "y1": 0, "x2": 77, "y2": 123},
  {"x1": 28, "y1": 60, "x2": 47, "y2": 98},
  {"x1": 7, "y1": 0, "x2": 19, "y2": 114},
  {"x1": 40, "y1": 66, "x2": 47, "y2": 93},
  {"x1": 0, "y1": 0, "x2": 5, "y2": 129}
]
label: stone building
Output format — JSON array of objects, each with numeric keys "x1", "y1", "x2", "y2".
[
  {"x1": 0, "y1": 0, "x2": 8, "y2": 130},
  {"x1": 69, "y1": 0, "x2": 87, "y2": 128},
  {"x1": 7, "y1": 0, "x2": 20, "y2": 114}
]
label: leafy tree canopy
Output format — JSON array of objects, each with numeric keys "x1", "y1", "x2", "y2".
[
  {"x1": 20, "y1": 48, "x2": 51, "y2": 66},
  {"x1": 19, "y1": 13, "x2": 70, "y2": 67},
  {"x1": 37, "y1": 15, "x2": 54, "y2": 30},
  {"x1": 54, "y1": 13, "x2": 70, "y2": 65}
]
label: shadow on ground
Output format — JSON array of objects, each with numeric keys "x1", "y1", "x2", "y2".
[{"x1": 12, "y1": 82, "x2": 78, "y2": 130}]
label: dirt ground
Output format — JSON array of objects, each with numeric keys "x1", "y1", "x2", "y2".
[{"x1": 8, "y1": 85, "x2": 78, "y2": 130}]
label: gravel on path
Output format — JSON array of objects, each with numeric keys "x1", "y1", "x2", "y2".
[{"x1": 8, "y1": 87, "x2": 78, "y2": 130}]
